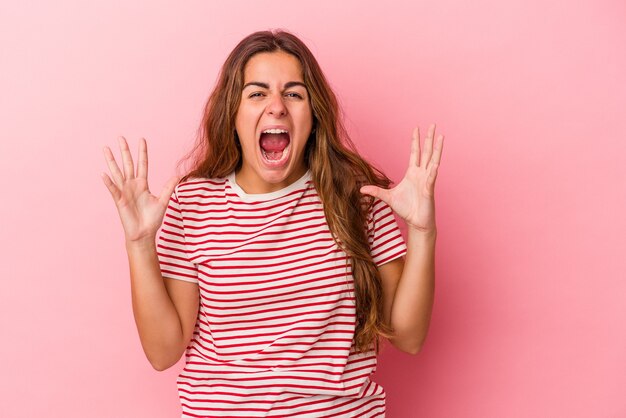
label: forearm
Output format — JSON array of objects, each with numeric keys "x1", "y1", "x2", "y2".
[
  {"x1": 126, "y1": 239, "x2": 186, "y2": 370},
  {"x1": 390, "y1": 228, "x2": 436, "y2": 353}
]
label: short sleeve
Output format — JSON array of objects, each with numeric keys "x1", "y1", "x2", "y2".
[
  {"x1": 367, "y1": 198, "x2": 407, "y2": 266},
  {"x1": 156, "y1": 187, "x2": 199, "y2": 284}
]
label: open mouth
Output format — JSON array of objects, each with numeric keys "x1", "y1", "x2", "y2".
[{"x1": 259, "y1": 130, "x2": 291, "y2": 165}]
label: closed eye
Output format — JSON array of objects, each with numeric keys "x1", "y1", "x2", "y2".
[{"x1": 248, "y1": 92, "x2": 304, "y2": 99}]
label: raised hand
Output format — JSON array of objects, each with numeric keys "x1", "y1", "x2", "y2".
[
  {"x1": 102, "y1": 137, "x2": 180, "y2": 244},
  {"x1": 360, "y1": 124, "x2": 444, "y2": 233}
]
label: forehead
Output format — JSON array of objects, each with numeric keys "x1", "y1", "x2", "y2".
[{"x1": 243, "y1": 51, "x2": 304, "y2": 83}]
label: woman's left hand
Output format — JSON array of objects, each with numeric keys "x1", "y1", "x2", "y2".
[{"x1": 360, "y1": 124, "x2": 444, "y2": 233}]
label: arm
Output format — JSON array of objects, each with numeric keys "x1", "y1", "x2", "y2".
[
  {"x1": 378, "y1": 229, "x2": 436, "y2": 354},
  {"x1": 126, "y1": 240, "x2": 199, "y2": 371},
  {"x1": 361, "y1": 124, "x2": 444, "y2": 355},
  {"x1": 102, "y1": 136, "x2": 198, "y2": 371}
]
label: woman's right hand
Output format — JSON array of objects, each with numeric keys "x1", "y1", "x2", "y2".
[{"x1": 102, "y1": 136, "x2": 180, "y2": 244}]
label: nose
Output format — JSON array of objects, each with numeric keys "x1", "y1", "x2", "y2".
[{"x1": 266, "y1": 93, "x2": 287, "y2": 117}]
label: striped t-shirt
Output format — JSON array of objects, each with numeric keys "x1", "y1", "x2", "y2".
[{"x1": 156, "y1": 169, "x2": 407, "y2": 417}]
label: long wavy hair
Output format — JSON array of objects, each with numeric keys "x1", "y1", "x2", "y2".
[{"x1": 180, "y1": 29, "x2": 395, "y2": 354}]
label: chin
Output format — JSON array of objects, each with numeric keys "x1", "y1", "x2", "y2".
[{"x1": 258, "y1": 165, "x2": 294, "y2": 183}]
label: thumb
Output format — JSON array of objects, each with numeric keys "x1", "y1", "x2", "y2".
[
  {"x1": 158, "y1": 175, "x2": 180, "y2": 206},
  {"x1": 360, "y1": 185, "x2": 392, "y2": 205}
]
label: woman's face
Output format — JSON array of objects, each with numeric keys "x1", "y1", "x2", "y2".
[{"x1": 234, "y1": 50, "x2": 313, "y2": 194}]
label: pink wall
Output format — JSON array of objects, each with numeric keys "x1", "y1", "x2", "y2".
[{"x1": 1, "y1": 1, "x2": 624, "y2": 416}]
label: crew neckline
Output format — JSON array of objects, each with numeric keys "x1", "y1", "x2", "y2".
[{"x1": 226, "y1": 170, "x2": 312, "y2": 201}]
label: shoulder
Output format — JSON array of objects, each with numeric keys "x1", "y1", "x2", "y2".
[
  {"x1": 174, "y1": 176, "x2": 229, "y2": 204},
  {"x1": 366, "y1": 197, "x2": 394, "y2": 223},
  {"x1": 366, "y1": 197, "x2": 404, "y2": 245}
]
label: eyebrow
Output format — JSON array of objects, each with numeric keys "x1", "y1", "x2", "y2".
[{"x1": 242, "y1": 81, "x2": 307, "y2": 90}]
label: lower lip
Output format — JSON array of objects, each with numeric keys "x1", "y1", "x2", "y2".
[{"x1": 259, "y1": 141, "x2": 291, "y2": 168}]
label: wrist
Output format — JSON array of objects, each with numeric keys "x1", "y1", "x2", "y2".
[
  {"x1": 407, "y1": 226, "x2": 437, "y2": 240},
  {"x1": 125, "y1": 236, "x2": 157, "y2": 252}
]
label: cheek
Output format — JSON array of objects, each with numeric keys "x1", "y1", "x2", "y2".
[
  {"x1": 235, "y1": 112, "x2": 259, "y2": 145},
  {"x1": 292, "y1": 106, "x2": 313, "y2": 127},
  {"x1": 235, "y1": 105, "x2": 258, "y2": 127}
]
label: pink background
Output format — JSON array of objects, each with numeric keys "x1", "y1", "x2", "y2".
[{"x1": 1, "y1": 1, "x2": 624, "y2": 417}]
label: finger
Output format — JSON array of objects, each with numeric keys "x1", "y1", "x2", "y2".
[
  {"x1": 427, "y1": 135, "x2": 444, "y2": 186},
  {"x1": 421, "y1": 123, "x2": 436, "y2": 168},
  {"x1": 427, "y1": 164, "x2": 439, "y2": 193},
  {"x1": 158, "y1": 175, "x2": 180, "y2": 207},
  {"x1": 118, "y1": 136, "x2": 135, "y2": 180},
  {"x1": 137, "y1": 137, "x2": 148, "y2": 179},
  {"x1": 409, "y1": 127, "x2": 420, "y2": 167},
  {"x1": 101, "y1": 172, "x2": 122, "y2": 201},
  {"x1": 103, "y1": 146, "x2": 125, "y2": 185},
  {"x1": 360, "y1": 185, "x2": 392, "y2": 206},
  {"x1": 427, "y1": 134, "x2": 444, "y2": 170}
]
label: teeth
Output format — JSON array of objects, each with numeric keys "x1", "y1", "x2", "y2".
[{"x1": 262, "y1": 128, "x2": 289, "y2": 134}]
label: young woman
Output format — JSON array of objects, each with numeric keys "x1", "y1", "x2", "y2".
[{"x1": 102, "y1": 29, "x2": 443, "y2": 418}]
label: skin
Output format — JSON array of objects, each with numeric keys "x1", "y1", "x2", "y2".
[
  {"x1": 361, "y1": 124, "x2": 444, "y2": 354},
  {"x1": 102, "y1": 136, "x2": 196, "y2": 370},
  {"x1": 234, "y1": 50, "x2": 313, "y2": 194},
  {"x1": 101, "y1": 51, "x2": 444, "y2": 368}
]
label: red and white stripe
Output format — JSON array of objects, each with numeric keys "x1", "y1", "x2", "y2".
[{"x1": 157, "y1": 171, "x2": 406, "y2": 417}]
